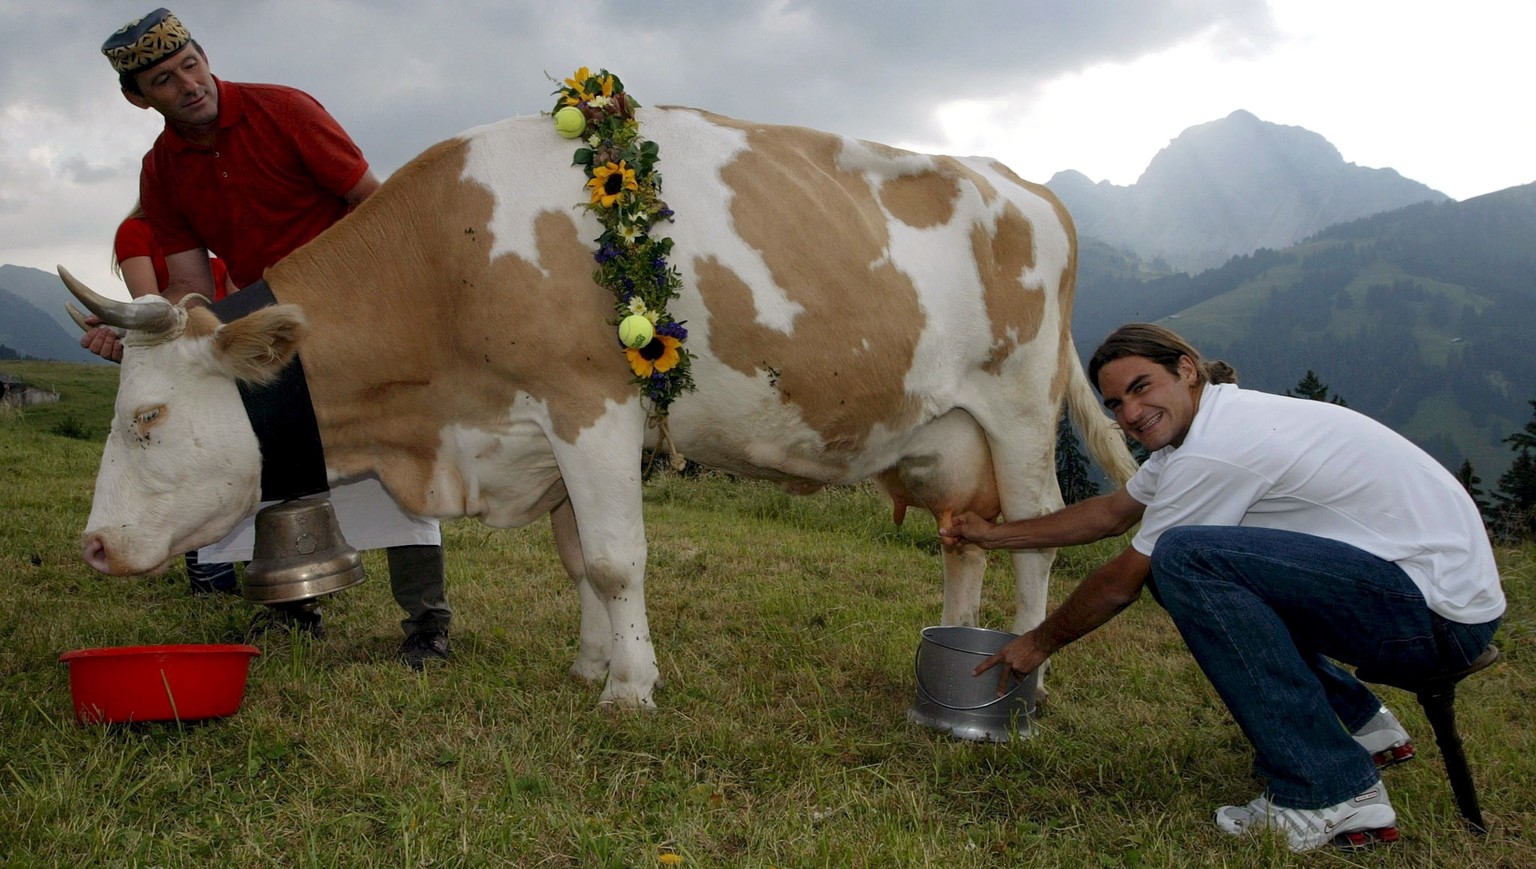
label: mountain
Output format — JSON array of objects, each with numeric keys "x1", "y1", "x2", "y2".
[
  {"x1": 1072, "y1": 183, "x2": 1536, "y2": 481},
  {"x1": 1050, "y1": 110, "x2": 1450, "y2": 274},
  {"x1": 0, "y1": 266, "x2": 102, "y2": 364},
  {"x1": 0, "y1": 264, "x2": 83, "y2": 335}
]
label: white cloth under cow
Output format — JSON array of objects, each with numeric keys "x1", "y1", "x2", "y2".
[{"x1": 197, "y1": 475, "x2": 440, "y2": 563}]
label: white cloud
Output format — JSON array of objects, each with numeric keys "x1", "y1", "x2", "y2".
[
  {"x1": 938, "y1": 0, "x2": 1536, "y2": 199},
  {"x1": 0, "y1": 0, "x2": 1529, "y2": 300}
]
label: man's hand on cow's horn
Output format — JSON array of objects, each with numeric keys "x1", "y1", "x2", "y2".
[{"x1": 79, "y1": 318, "x2": 126, "y2": 364}]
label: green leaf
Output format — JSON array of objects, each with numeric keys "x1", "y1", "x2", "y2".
[{"x1": 572, "y1": 148, "x2": 593, "y2": 166}]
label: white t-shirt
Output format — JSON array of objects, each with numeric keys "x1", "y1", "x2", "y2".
[{"x1": 1126, "y1": 384, "x2": 1503, "y2": 624}]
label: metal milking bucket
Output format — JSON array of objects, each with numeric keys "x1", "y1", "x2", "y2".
[
  {"x1": 241, "y1": 499, "x2": 366, "y2": 605},
  {"x1": 907, "y1": 625, "x2": 1037, "y2": 742}
]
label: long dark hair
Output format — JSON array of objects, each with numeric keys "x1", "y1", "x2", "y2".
[{"x1": 1088, "y1": 323, "x2": 1237, "y2": 393}]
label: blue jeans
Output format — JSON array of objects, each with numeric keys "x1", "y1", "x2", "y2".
[
  {"x1": 185, "y1": 549, "x2": 238, "y2": 593},
  {"x1": 1149, "y1": 526, "x2": 1499, "y2": 808}
]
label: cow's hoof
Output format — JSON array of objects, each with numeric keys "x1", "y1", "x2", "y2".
[
  {"x1": 569, "y1": 659, "x2": 609, "y2": 684},
  {"x1": 596, "y1": 694, "x2": 656, "y2": 713}
]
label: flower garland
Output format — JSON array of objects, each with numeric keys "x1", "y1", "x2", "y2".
[{"x1": 551, "y1": 67, "x2": 694, "y2": 416}]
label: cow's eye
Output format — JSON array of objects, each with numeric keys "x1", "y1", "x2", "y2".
[{"x1": 132, "y1": 405, "x2": 168, "y2": 438}]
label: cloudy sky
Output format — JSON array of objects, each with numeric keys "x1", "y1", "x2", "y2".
[{"x1": 2, "y1": 0, "x2": 1532, "y2": 300}]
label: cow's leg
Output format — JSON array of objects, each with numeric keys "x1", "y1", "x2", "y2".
[
  {"x1": 940, "y1": 541, "x2": 987, "y2": 627},
  {"x1": 978, "y1": 406, "x2": 1065, "y2": 699},
  {"x1": 1008, "y1": 546, "x2": 1059, "y2": 635},
  {"x1": 547, "y1": 416, "x2": 659, "y2": 710},
  {"x1": 549, "y1": 498, "x2": 612, "y2": 683},
  {"x1": 1007, "y1": 548, "x2": 1058, "y2": 700},
  {"x1": 576, "y1": 521, "x2": 658, "y2": 709}
]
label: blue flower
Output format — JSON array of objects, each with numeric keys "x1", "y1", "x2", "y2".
[{"x1": 657, "y1": 320, "x2": 688, "y2": 340}]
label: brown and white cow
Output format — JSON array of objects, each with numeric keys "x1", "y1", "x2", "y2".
[{"x1": 64, "y1": 107, "x2": 1136, "y2": 708}]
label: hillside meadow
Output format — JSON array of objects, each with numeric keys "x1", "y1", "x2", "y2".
[{"x1": 1, "y1": 360, "x2": 1532, "y2": 867}]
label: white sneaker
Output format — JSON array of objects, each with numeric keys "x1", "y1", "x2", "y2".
[
  {"x1": 1215, "y1": 782, "x2": 1398, "y2": 852},
  {"x1": 1353, "y1": 705, "x2": 1416, "y2": 767}
]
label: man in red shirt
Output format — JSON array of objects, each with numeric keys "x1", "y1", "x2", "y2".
[{"x1": 90, "y1": 8, "x2": 452, "y2": 669}]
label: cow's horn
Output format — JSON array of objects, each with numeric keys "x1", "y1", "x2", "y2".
[
  {"x1": 65, "y1": 302, "x2": 91, "y2": 333},
  {"x1": 65, "y1": 302, "x2": 126, "y2": 339},
  {"x1": 56, "y1": 265, "x2": 179, "y2": 334}
]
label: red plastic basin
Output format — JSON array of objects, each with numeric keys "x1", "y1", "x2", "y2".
[{"x1": 58, "y1": 644, "x2": 261, "y2": 724}]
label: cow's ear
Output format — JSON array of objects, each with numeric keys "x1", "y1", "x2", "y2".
[{"x1": 209, "y1": 304, "x2": 308, "y2": 385}]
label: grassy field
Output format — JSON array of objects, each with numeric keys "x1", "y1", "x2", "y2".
[{"x1": 1, "y1": 361, "x2": 1532, "y2": 867}]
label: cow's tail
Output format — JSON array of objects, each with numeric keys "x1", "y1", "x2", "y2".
[{"x1": 1063, "y1": 335, "x2": 1139, "y2": 487}]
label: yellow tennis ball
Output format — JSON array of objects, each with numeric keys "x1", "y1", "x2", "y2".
[
  {"x1": 618, "y1": 314, "x2": 655, "y2": 349},
  {"x1": 554, "y1": 106, "x2": 586, "y2": 139}
]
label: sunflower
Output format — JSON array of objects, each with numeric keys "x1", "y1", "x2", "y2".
[
  {"x1": 588, "y1": 161, "x2": 638, "y2": 208},
  {"x1": 592, "y1": 73, "x2": 615, "y2": 102},
  {"x1": 562, "y1": 68, "x2": 616, "y2": 107},
  {"x1": 626, "y1": 334, "x2": 681, "y2": 377},
  {"x1": 562, "y1": 67, "x2": 595, "y2": 104}
]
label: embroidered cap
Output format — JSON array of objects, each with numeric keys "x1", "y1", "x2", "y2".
[{"x1": 102, "y1": 8, "x2": 192, "y2": 76}]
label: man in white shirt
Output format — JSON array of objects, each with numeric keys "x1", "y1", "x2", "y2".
[{"x1": 941, "y1": 323, "x2": 1503, "y2": 852}]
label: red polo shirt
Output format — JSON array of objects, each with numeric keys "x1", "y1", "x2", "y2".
[{"x1": 139, "y1": 78, "x2": 369, "y2": 289}]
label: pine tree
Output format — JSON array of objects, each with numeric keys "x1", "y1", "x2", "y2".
[
  {"x1": 1507, "y1": 399, "x2": 1536, "y2": 452},
  {"x1": 1125, "y1": 434, "x2": 1151, "y2": 465},
  {"x1": 1455, "y1": 459, "x2": 1490, "y2": 519},
  {"x1": 1491, "y1": 400, "x2": 1536, "y2": 541},
  {"x1": 1286, "y1": 370, "x2": 1348, "y2": 406},
  {"x1": 1055, "y1": 410, "x2": 1100, "y2": 505}
]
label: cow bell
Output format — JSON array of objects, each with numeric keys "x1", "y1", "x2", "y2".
[{"x1": 241, "y1": 498, "x2": 366, "y2": 605}]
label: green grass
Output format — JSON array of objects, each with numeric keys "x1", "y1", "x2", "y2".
[{"x1": 1, "y1": 363, "x2": 1533, "y2": 866}]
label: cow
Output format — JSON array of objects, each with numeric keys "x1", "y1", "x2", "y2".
[{"x1": 63, "y1": 106, "x2": 1137, "y2": 708}]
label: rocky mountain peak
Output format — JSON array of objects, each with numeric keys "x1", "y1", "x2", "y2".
[{"x1": 1050, "y1": 110, "x2": 1448, "y2": 273}]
